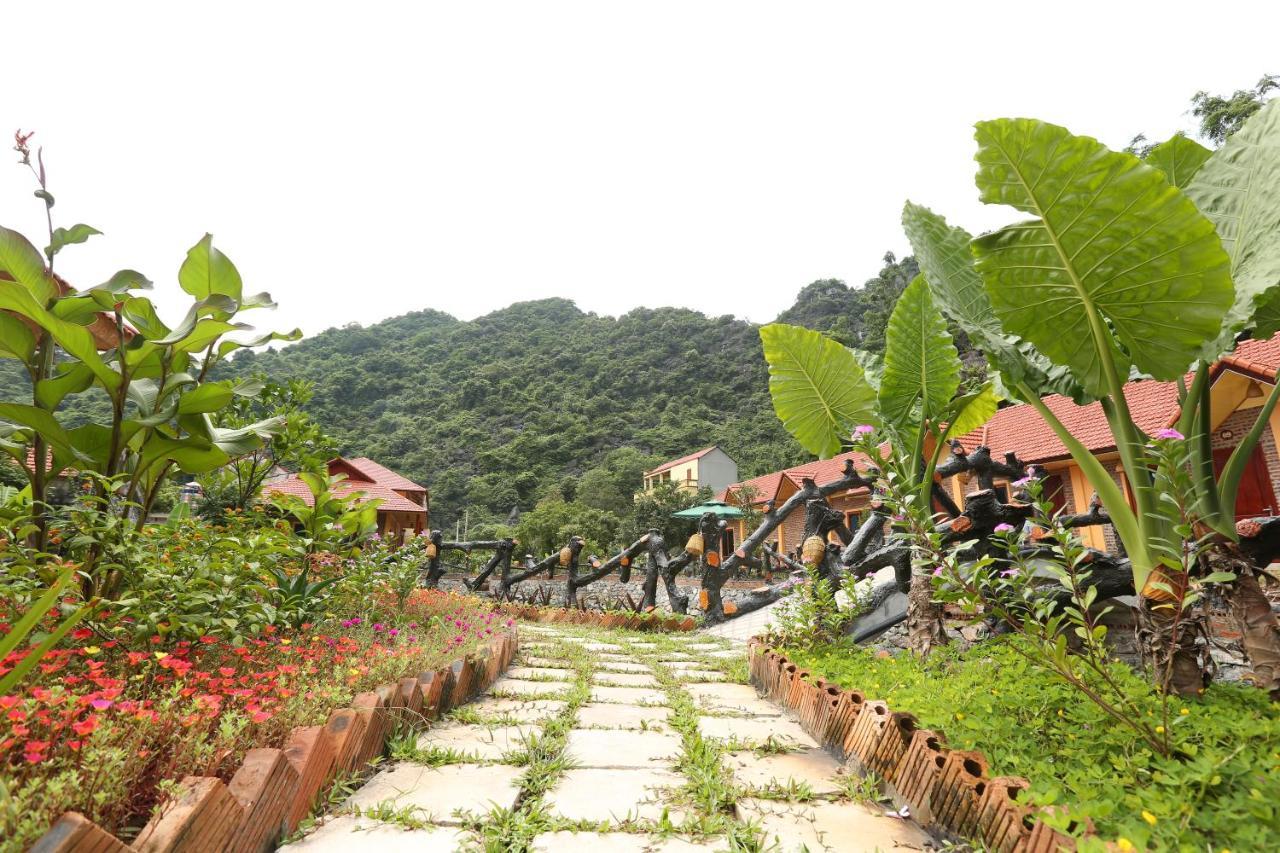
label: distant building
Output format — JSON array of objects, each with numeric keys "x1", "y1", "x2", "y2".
[
  {"x1": 643, "y1": 446, "x2": 738, "y2": 495},
  {"x1": 264, "y1": 456, "x2": 429, "y2": 543}
]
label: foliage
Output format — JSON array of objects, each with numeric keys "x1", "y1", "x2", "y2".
[
  {"x1": 623, "y1": 480, "x2": 711, "y2": 547},
  {"x1": 1192, "y1": 74, "x2": 1279, "y2": 145},
  {"x1": 575, "y1": 446, "x2": 661, "y2": 517},
  {"x1": 267, "y1": 471, "x2": 380, "y2": 554},
  {"x1": 196, "y1": 377, "x2": 336, "y2": 517},
  {"x1": 771, "y1": 563, "x2": 868, "y2": 649},
  {"x1": 904, "y1": 105, "x2": 1280, "y2": 598},
  {"x1": 513, "y1": 493, "x2": 622, "y2": 556},
  {"x1": 783, "y1": 638, "x2": 1280, "y2": 851}
]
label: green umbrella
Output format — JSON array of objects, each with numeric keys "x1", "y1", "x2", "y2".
[{"x1": 671, "y1": 501, "x2": 744, "y2": 519}]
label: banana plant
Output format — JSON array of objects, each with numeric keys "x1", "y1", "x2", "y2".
[
  {"x1": 1, "y1": 216, "x2": 299, "y2": 591},
  {"x1": 902, "y1": 102, "x2": 1280, "y2": 695}
]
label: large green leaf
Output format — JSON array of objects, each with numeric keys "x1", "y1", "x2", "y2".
[
  {"x1": 942, "y1": 383, "x2": 1000, "y2": 439},
  {"x1": 0, "y1": 225, "x2": 56, "y2": 304},
  {"x1": 972, "y1": 118, "x2": 1232, "y2": 397},
  {"x1": 0, "y1": 281, "x2": 119, "y2": 389},
  {"x1": 760, "y1": 323, "x2": 878, "y2": 458},
  {"x1": 1145, "y1": 135, "x2": 1212, "y2": 189},
  {"x1": 178, "y1": 234, "x2": 243, "y2": 304},
  {"x1": 0, "y1": 403, "x2": 78, "y2": 457},
  {"x1": 1185, "y1": 99, "x2": 1280, "y2": 346},
  {"x1": 0, "y1": 314, "x2": 36, "y2": 361},
  {"x1": 879, "y1": 275, "x2": 960, "y2": 433},
  {"x1": 45, "y1": 223, "x2": 102, "y2": 259},
  {"x1": 901, "y1": 202, "x2": 1082, "y2": 402}
]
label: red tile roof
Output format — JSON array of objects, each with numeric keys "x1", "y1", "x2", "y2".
[
  {"x1": 263, "y1": 457, "x2": 427, "y2": 514},
  {"x1": 345, "y1": 457, "x2": 426, "y2": 493},
  {"x1": 719, "y1": 333, "x2": 1280, "y2": 488},
  {"x1": 647, "y1": 446, "x2": 718, "y2": 476},
  {"x1": 955, "y1": 333, "x2": 1280, "y2": 464}
]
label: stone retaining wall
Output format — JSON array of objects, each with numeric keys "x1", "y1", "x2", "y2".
[
  {"x1": 747, "y1": 639, "x2": 1093, "y2": 852},
  {"x1": 29, "y1": 630, "x2": 520, "y2": 853}
]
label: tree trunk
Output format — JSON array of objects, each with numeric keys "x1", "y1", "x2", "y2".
[
  {"x1": 1207, "y1": 535, "x2": 1280, "y2": 699},
  {"x1": 1135, "y1": 589, "x2": 1210, "y2": 697},
  {"x1": 906, "y1": 568, "x2": 947, "y2": 658}
]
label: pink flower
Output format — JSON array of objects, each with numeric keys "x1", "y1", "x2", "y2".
[
  {"x1": 932, "y1": 567, "x2": 944, "y2": 577},
  {"x1": 90, "y1": 698, "x2": 113, "y2": 711},
  {"x1": 1155, "y1": 428, "x2": 1184, "y2": 441},
  {"x1": 1000, "y1": 568, "x2": 1018, "y2": 577},
  {"x1": 854, "y1": 425, "x2": 874, "y2": 435},
  {"x1": 994, "y1": 523, "x2": 1014, "y2": 533}
]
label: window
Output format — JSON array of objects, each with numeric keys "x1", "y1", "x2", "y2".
[
  {"x1": 844, "y1": 511, "x2": 860, "y2": 533},
  {"x1": 686, "y1": 467, "x2": 693, "y2": 481}
]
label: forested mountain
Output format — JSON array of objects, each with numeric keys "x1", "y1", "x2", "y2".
[{"x1": 0, "y1": 260, "x2": 931, "y2": 530}]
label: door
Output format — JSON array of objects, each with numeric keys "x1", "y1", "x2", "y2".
[{"x1": 1213, "y1": 445, "x2": 1278, "y2": 519}]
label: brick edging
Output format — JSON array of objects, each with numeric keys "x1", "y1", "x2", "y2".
[
  {"x1": 30, "y1": 628, "x2": 521, "y2": 853},
  {"x1": 499, "y1": 603, "x2": 697, "y2": 632},
  {"x1": 746, "y1": 638, "x2": 1091, "y2": 852}
]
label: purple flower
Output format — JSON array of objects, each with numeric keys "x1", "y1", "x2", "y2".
[
  {"x1": 1013, "y1": 475, "x2": 1034, "y2": 487},
  {"x1": 1155, "y1": 428, "x2": 1185, "y2": 441},
  {"x1": 388, "y1": 628, "x2": 399, "y2": 638},
  {"x1": 854, "y1": 424, "x2": 874, "y2": 435},
  {"x1": 372, "y1": 623, "x2": 384, "y2": 632},
  {"x1": 994, "y1": 523, "x2": 1015, "y2": 533},
  {"x1": 1000, "y1": 568, "x2": 1019, "y2": 578},
  {"x1": 932, "y1": 567, "x2": 944, "y2": 577}
]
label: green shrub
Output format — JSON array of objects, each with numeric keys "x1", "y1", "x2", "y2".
[{"x1": 784, "y1": 639, "x2": 1280, "y2": 850}]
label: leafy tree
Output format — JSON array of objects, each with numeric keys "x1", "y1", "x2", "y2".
[
  {"x1": 513, "y1": 494, "x2": 621, "y2": 556},
  {"x1": 197, "y1": 377, "x2": 336, "y2": 516},
  {"x1": 577, "y1": 446, "x2": 660, "y2": 516},
  {"x1": 623, "y1": 480, "x2": 712, "y2": 549},
  {"x1": 1192, "y1": 74, "x2": 1278, "y2": 145}
]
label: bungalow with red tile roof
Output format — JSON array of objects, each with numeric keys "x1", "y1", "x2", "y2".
[
  {"x1": 718, "y1": 333, "x2": 1280, "y2": 556},
  {"x1": 263, "y1": 456, "x2": 429, "y2": 543},
  {"x1": 642, "y1": 446, "x2": 739, "y2": 495}
]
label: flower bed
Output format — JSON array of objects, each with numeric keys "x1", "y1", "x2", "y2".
[
  {"x1": 1, "y1": 590, "x2": 509, "y2": 851},
  {"x1": 499, "y1": 602, "x2": 697, "y2": 632},
  {"x1": 753, "y1": 638, "x2": 1280, "y2": 851}
]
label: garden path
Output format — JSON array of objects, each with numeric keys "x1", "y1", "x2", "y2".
[{"x1": 278, "y1": 622, "x2": 930, "y2": 852}]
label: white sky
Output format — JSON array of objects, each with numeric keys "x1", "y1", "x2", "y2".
[{"x1": 3, "y1": 1, "x2": 1277, "y2": 340}]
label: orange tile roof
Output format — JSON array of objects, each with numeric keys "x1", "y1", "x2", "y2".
[
  {"x1": 263, "y1": 456, "x2": 427, "y2": 514},
  {"x1": 647, "y1": 446, "x2": 718, "y2": 476},
  {"x1": 346, "y1": 457, "x2": 426, "y2": 493},
  {"x1": 720, "y1": 333, "x2": 1280, "y2": 486}
]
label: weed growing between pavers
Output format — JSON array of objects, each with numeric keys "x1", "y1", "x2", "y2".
[{"x1": 279, "y1": 765, "x2": 371, "y2": 843}]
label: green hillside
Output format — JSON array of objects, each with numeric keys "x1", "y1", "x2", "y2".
[{"x1": 0, "y1": 255, "x2": 927, "y2": 530}]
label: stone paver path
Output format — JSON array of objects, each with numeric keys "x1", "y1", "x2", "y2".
[{"x1": 280, "y1": 620, "x2": 930, "y2": 851}]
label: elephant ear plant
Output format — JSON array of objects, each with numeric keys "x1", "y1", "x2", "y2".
[
  {"x1": 903, "y1": 101, "x2": 1280, "y2": 697},
  {"x1": 760, "y1": 275, "x2": 1000, "y2": 656}
]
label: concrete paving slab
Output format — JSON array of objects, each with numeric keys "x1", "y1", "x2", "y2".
[
  {"x1": 596, "y1": 660, "x2": 654, "y2": 673},
  {"x1": 686, "y1": 683, "x2": 781, "y2": 716},
  {"x1": 706, "y1": 650, "x2": 741, "y2": 660},
  {"x1": 590, "y1": 685, "x2": 667, "y2": 705},
  {"x1": 576, "y1": 703, "x2": 672, "y2": 730},
  {"x1": 685, "y1": 643, "x2": 725, "y2": 651},
  {"x1": 279, "y1": 816, "x2": 468, "y2": 851},
  {"x1": 594, "y1": 671, "x2": 660, "y2": 687},
  {"x1": 491, "y1": 677, "x2": 573, "y2": 698},
  {"x1": 697, "y1": 716, "x2": 817, "y2": 748},
  {"x1": 564, "y1": 729, "x2": 682, "y2": 768},
  {"x1": 347, "y1": 763, "x2": 521, "y2": 824},
  {"x1": 518, "y1": 656, "x2": 571, "y2": 668},
  {"x1": 546, "y1": 767, "x2": 686, "y2": 823},
  {"x1": 532, "y1": 832, "x2": 725, "y2": 852},
  {"x1": 418, "y1": 722, "x2": 540, "y2": 760},
  {"x1": 736, "y1": 798, "x2": 931, "y2": 852},
  {"x1": 583, "y1": 642, "x2": 623, "y2": 652},
  {"x1": 668, "y1": 670, "x2": 725, "y2": 682},
  {"x1": 463, "y1": 698, "x2": 567, "y2": 723},
  {"x1": 507, "y1": 666, "x2": 575, "y2": 680},
  {"x1": 727, "y1": 748, "x2": 845, "y2": 796},
  {"x1": 628, "y1": 642, "x2": 658, "y2": 649}
]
